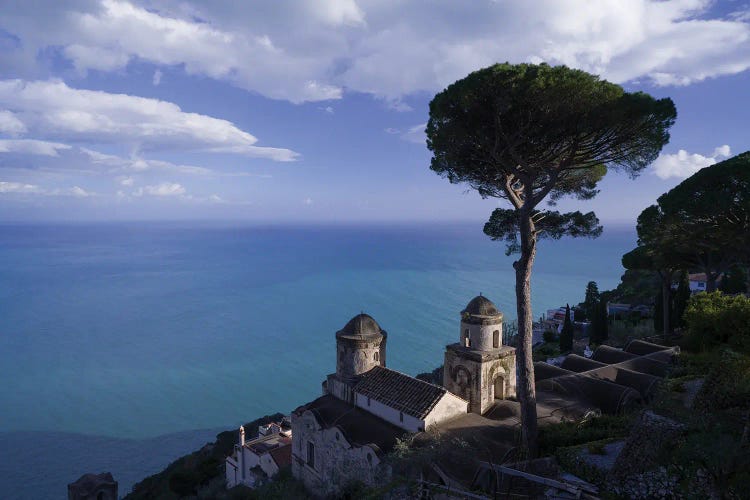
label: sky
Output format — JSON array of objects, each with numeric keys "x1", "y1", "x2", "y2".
[{"x1": 0, "y1": 0, "x2": 748, "y2": 224}]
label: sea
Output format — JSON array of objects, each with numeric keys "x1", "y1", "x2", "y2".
[{"x1": 0, "y1": 221, "x2": 635, "y2": 499}]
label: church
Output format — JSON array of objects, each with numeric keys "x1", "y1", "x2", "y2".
[{"x1": 290, "y1": 295, "x2": 517, "y2": 497}]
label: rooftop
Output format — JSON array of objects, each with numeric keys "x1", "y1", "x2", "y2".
[
  {"x1": 245, "y1": 432, "x2": 292, "y2": 455},
  {"x1": 293, "y1": 394, "x2": 405, "y2": 455},
  {"x1": 355, "y1": 365, "x2": 454, "y2": 419},
  {"x1": 336, "y1": 313, "x2": 386, "y2": 339}
]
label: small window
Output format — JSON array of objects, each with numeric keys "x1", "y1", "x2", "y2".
[
  {"x1": 307, "y1": 441, "x2": 315, "y2": 469},
  {"x1": 493, "y1": 330, "x2": 500, "y2": 348},
  {"x1": 335, "y1": 432, "x2": 339, "y2": 441},
  {"x1": 399, "y1": 412, "x2": 404, "y2": 423},
  {"x1": 367, "y1": 453, "x2": 373, "y2": 465},
  {"x1": 374, "y1": 351, "x2": 379, "y2": 362},
  {"x1": 367, "y1": 396, "x2": 371, "y2": 406}
]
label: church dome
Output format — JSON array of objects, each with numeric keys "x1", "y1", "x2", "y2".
[
  {"x1": 337, "y1": 313, "x2": 385, "y2": 338},
  {"x1": 463, "y1": 295, "x2": 501, "y2": 317}
]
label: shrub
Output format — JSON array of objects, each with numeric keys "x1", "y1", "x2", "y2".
[
  {"x1": 543, "y1": 330, "x2": 556, "y2": 343},
  {"x1": 693, "y1": 349, "x2": 750, "y2": 413},
  {"x1": 538, "y1": 414, "x2": 632, "y2": 456},
  {"x1": 683, "y1": 292, "x2": 750, "y2": 353}
]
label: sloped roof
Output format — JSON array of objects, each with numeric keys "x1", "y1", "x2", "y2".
[
  {"x1": 293, "y1": 394, "x2": 405, "y2": 455},
  {"x1": 269, "y1": 443, "x2": 292, "y2": 469},
  {"x1": 354, "y1": 366, "x2": 450, "y2": 419}
]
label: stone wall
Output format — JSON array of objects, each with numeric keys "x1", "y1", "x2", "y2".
[
  {"x1": 291, "y1": 410, "x2": 388, "y2": 497},
  {"x1": 444, "y1": 344, "x2": 517, "y2": 414}
]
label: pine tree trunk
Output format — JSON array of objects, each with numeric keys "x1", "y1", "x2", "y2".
[{"x1": 514, "y1": 208, "x2": 538, "y2": 457}]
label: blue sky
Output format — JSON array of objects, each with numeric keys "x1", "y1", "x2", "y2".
[{"x1": 0, "y1": 0, "x2": 748, "y2": 224}]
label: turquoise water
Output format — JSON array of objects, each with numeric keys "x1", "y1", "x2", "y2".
[{"x1": 0, "y1": 222, "x2": 634, "y2": 498}]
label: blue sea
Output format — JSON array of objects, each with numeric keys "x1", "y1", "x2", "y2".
[{"x1": 0, "y1": 222, "x2": 635, "y2": 499}]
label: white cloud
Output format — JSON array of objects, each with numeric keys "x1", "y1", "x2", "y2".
[
  {"x1": 0, "y1": 181, "x2": 43, "y2": 194},
  {"x1": 384, "y1": 127, "x2": 400, "y2": 134},
  {"x1": 304, "y1": 197, "x2": 313, "y2": 205},
  {"x1": 0, "y1": 180, "x2": 97, "y2": 197},
  {"x1": 69, "y1": 185, "x2": 92, "y2": 197},
  {"x1": 0, "y1": 79, "x2": 298, "y2": 161},
  {"x1": 0, "y1": 110, "x2": 27, "y2": 135},
  {"x1": 152, "y1": 69, "x2": 162, "y2": 86},
  {"x1": 2, "y1": 1, "x2": 749, "y2": 103},
  {"x1": 400, "y1": 123, "x2": 426, "y2": 144},
  {"x1": 319, "y1": 106, "x2": 334, "y2": 114},
  {"x1": 0, "y1": 139, "x2": 72, "y2": 157},
  {"x1": 651, "y1": 144, "x2": 731, "y2": 179},
  {"x1": 117, "y1": 176, "x2": 135, "y2": 186},
  {"x1": 133, "y1": 182, "x2": 186, "y2": 197}
]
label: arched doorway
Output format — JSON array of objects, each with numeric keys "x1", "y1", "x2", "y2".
[{"x1": 493, "y1": 375, "x2": 505, "y2": 400}]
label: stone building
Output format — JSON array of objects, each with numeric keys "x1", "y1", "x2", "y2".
[
  {"x1": 67, "y1": 472, "x2": 117, "y2": 500},
  {"x1": 291, "y1": 312, "x2": 470, "y2": 497},
  {"x1": 225, "y1": 420, "x2": 292, "y2": 489},
  {"x1": 443, "y1": 295, "x2": 517, "y2": 414}
]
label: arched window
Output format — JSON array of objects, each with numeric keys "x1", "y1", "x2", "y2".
[
  {"x1": 493, "y1": 330, "x2": 500, "y2": 348},
  {"x1": 307, "y1": 441, "x2": 315, "y2": 469},
  {"x1": 464, "y1": 329, "x2": 471, "y2": 347},
  {"x1": 367, "y1": 452, "x2": 373, "y2": 465},
  {"x1": 374, "y1": 351, "x2": 379, "y2": 362}
]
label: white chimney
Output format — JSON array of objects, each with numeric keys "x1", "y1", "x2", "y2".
[{"x1": 239, "y1": 425, "x2": 245, "y2": 447}]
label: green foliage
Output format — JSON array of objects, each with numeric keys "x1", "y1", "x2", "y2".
[
  {"x1": 693, "y1": 349, "x2": 750, "y2": 412},
  {"x1": 243, "y1": 468, "x2": 311, "y2": 500},
  {"x1": 683, "y1": 292, "x2": 750, "y2": 353},
  {"x1": 720, "y1": 265, "x2": 749, "y2": 294},
  {"x1": 608, "y1": 268, "x2": 661, "y2": 305},
  {"x1": 673, "y1": 427, "x2": 750, "y2": 497},
  {"x1": 589, "y1": 299, "x2": 609, "y2": 345},
  {"x1": 559, "y1": 304, "x2": 574, "y2": 352},
  {"x1": 654, "y1": 289, "x2": 664, "y2": 334},
  {"x1": 543, "y1": 330, "x2": 556, "y2": 343},
  {"x1": 672, "y1": 271, "x2": 690, "y2": 328},
  {"x1": 583, "y1": 281, "x2": 600, "y2": 320},
  {"x1": 533, "y1": 342, "x2": 561, "y2": 361},
  {"x1": 538, "y1": 414, "x2": 633, "y2": 456},
  {"x1": 427, "y1": 62, "x2": 676, "y2": 208},
  {"x1": 484, "y1": 208, "x2": 602, "y2": 255}
]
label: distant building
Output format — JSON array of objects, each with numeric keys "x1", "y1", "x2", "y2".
[
  {"x1": 67, "y1": 472, "x2": 117, "y2": 500},
  {"x1": 291, "y1": 296, "x2": 518, "y2": 497},
  {"x1": 225, "y1": 419, "x2": 292, "y2": 489}
]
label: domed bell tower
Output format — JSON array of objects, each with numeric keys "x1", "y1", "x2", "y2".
[
  {"x1": 326, "y1": 313, "x2": 387, "y2": 403},
  {"x1": 444, "y1": 295, "x2": 517, "y2": 414}
]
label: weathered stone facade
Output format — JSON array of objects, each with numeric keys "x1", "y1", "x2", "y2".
[
  {"x1": 444, "y1": 296, "x2": 517, "y2": 414},
  {"x1": 291, "y1": 397, "x2": 396, "y2": 497}
]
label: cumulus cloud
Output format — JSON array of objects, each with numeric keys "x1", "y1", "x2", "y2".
[
  {"x1": 152, "y1": 69, "x2": 162, "y2": 86},
  {"x1": 132, "y1": 182, "x2": 186, "y2": 197},
  {"x1": 651, "y1": 145, "x2": 732, "y2": 179},
  {"x1": 2, "y1": 0, "x2": 747, "y2": 103},
  {"x1": 0, "y1": 79, "x2": 298, "y2": 160}
]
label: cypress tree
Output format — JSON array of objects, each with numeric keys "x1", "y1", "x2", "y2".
[{"x1": 559, "y1": 304, "x2": 574, "y2": 352}]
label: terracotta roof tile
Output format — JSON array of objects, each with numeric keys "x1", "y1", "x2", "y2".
[{"x1": 354, "y1": 366, "x2": 446, "y2": 419}]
